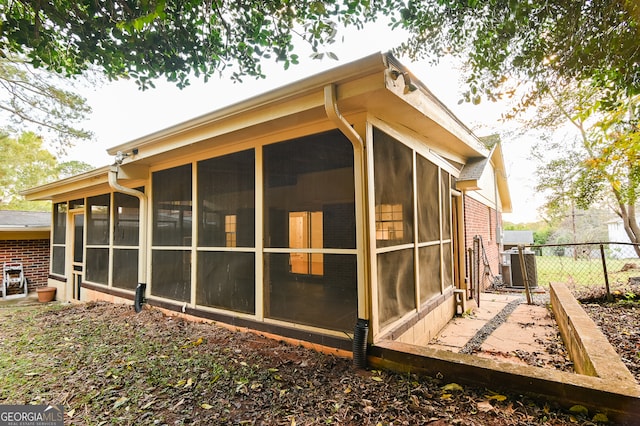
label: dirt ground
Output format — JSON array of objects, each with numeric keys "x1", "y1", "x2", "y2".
[{"x1": 2, "y1": 297, "x2": 637, "y2": 425}]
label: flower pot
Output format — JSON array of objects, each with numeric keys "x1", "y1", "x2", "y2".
[{"x1": 36, "y1": 287, "x2": 56, "y2": 303}]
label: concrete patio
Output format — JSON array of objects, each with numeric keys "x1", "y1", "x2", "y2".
[{"x1": 369, "y1": 284, "x2": 640, "y2": 423}]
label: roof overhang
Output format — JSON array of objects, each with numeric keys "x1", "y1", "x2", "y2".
[
  {"x1": 0, "y1": 227, "x2": 50, "y2": 240},
  {"x1": 491, "y1": 143, "x2": 512, "y2": 213},
  {"x1": 23, "y1": 52, "x2": 494, "y2": 201},
  {"x1": 456, "y1": 140, "x2": 512, "y2": 213}
]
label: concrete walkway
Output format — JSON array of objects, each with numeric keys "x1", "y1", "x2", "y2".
[{"x1": 427, "y1": 292, "x2": 566, "y2": 368}]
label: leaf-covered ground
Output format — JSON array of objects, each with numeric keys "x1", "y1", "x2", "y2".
[{"x1": 0, "y1": 300, "x2": 630, "y2": 425}]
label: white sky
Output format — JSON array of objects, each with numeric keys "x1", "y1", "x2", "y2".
[{"x1": 61, "y1": 20, "x2": 543, "y2": 224}]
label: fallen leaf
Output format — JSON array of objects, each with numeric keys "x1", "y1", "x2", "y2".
[
  {"x1": 485, "y1": 394, "x2": 507, "y2": 401},
  {"x1": 409, "y1": 395, "x2": 420, "y2": 407},
  {"x1": 113, "y1": 396, "x2": 129, "y2": 410},
  {"x1": 569, "y1": 405, "x2": 589, "y2": 415},
  {"x1": 442, "y1": 383, "x2": 463, "y2": 392},
  {"x1": 140, "y1": 400, "x2": 155, "y2": 410},
  {"x1": 343, "y1": 387, "x2": 352, "y2": 394},
  {"x1": 172, "y1": 398, "x2": 185, "y2": 411},
  {"x1": 67, "y1": 408, "x2": 75, "y2": 418},
  {"x1": 201, "y1": 403, "x2": 213, "y2": 410},
  {"x1": 184, "y1": 378, "x2": 193, "y2": 388},
  {"x1": 372, "y1": 376, "x2": 383, "y2": 382},
  {"x1": 477, "y1": 401, "x2": 494, "y2": 413},
  {"x1": 592, "y1": 413, "x2": 608, "y2": 422}
]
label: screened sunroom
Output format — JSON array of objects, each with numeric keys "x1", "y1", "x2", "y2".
[{"x1": 24, "y1": 53, "x2": 510, "y2": 353}]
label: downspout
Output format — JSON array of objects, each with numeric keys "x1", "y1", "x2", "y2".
[
  {"x1": 108, "y1": 156, "x2": 148, "y2": 313},
  {"x1": 323, "y1": 84, "x2": 370, "y2": 368}
]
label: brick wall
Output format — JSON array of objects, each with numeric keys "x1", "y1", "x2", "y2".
[
  {"x1": 1, "y1": 239, "x2": 50, "y2": 294},
  {"x1": 464, "y1": 196, "x2": 502, "y2": 290}
]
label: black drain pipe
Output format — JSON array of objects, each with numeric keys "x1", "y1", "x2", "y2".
[
  {"x1": 134, "y1": 283, "x2": 146, "y2": 313},
  {"x1": 353, "y1": 319, "x2": 369, "y2": 369}
]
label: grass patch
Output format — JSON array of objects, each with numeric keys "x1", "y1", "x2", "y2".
[{"x1": 535, "y1": 256, "x2": 640, "y2": 289}]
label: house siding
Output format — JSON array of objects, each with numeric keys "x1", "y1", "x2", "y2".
[
  {"x1": 0, "y1": 238, "x2": 50, "y2": 293},
  {"x1": 464, "y1": 195, "x2": 501, "y2": 290}
]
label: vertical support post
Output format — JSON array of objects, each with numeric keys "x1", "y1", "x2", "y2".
[
  {"x1": 471, "y1": 237, "x2": 481, "y2": 307},
  {"x1": 600, "y1": 244, "x2": 612, "y2": 302},
  {"x1": 518, "y1": 245, "x2": 532, "y2": 305}
]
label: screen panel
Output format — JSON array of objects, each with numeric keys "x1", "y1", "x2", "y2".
[
  {"x1": 198, "y1": 150, "x2": 255, "y2": 247},
  {"x1": 151, "y1": 249, "x2": 191, "y2": 302},
  {"x1": 196, "y1": 251, "x2": 255, "y2": 314},
  {"x1": 153, "y1": 164, "x2": 192, "y2": 246},
  {"x1": 373, "y1": 128, "x2": 414, "y2": 248}
]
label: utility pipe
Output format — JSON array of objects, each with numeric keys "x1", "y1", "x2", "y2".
[
  {"x1": 108, "y1": 161, "x2": 148, "y2": 312},
  {"x1": 324, "y1": 84, "x2": 371, "y2": 368}
]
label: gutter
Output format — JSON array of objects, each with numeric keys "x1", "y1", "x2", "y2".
[
  {"x1": 324, "y1": 84, "x2": 370, "y2": 368},
  {"x1": 107, "y1": 158, "x2": 148, "y2": 312}
]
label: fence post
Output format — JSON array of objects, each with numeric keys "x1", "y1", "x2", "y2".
[
  {"x1": 472, "y1": 237, "x2": 481, "y2": 307},
  {"x1": 517, "y1": 245, "x2": 533, "y2": 305},
  {"x1": 599, "y1": 244, "x2": 612, "y2": 301}
]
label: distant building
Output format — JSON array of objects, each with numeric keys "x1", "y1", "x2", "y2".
[
  {"x1": 502, "y1": 230, "x2": 534, "y2": 251},
  {"x1": 0, "y1": 210, "x2": 50, "y2": 296},
  {"x1": 607, "y1": 218, "x2": 640, "y2": 259}
]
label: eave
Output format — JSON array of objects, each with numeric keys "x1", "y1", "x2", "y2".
[
  {"x1": 0, "y1": 228, "x2": 50, "y2": 240},
  {"x1": 23, "y1": 52, "x2": 493, "y2": 201}
]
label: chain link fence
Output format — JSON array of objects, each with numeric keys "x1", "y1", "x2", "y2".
[{"x1": 497, "y1": 242, "x2": 640, "y2": 298}]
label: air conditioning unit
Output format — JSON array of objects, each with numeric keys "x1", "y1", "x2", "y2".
[{"x1": 502, "y1": 248, "x2": 538, "y2": 288}]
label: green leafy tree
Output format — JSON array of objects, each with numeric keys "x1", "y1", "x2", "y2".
[
  {"x1": 0, "y1": 131, "x2": 94, "y2": 210},
  {"x1": 0, "y1": 0, "x2": 380, "y2": 89},
  {"x1": 2, "y1": 1, "x2": 637, "y2": 101},
  {"x1": 392, "y1": 0, "x2": 639, "y2": 108},
  {"x1": 529, "y1": 81, "x2": 639, "y2": 254}
]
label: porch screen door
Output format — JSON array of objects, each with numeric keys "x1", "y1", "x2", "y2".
[{"x1": 71, "y1": 213, "x2": 84, "y2": 300}]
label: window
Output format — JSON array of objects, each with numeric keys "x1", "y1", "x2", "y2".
[
  {"x1": 375, "y1": 204, "x2": 404, "y2": 241},
  {"x1": 225, "y1": 215, "x2": 237, "y2": 247},
  {"x1": 289, "y1": 211, "x2": 323, "y2": 275},
  {"x1": 51, "y1": 202, "x2": 67, "y2": 275}
]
